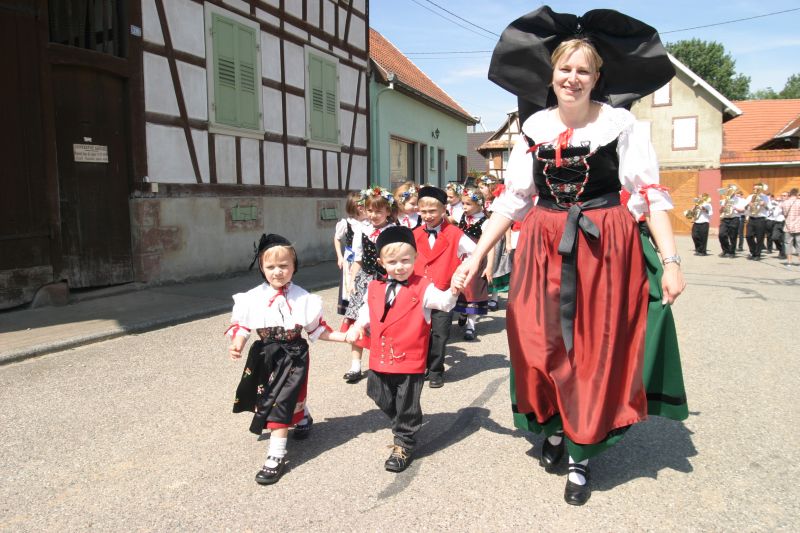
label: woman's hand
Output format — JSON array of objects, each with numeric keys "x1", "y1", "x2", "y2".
[
  {"x1": 661, "y1": 263, "x2": 686, "y2": 305},
  {"x1": 455, "y1": 257, "x2": 481, "y2": 289}
]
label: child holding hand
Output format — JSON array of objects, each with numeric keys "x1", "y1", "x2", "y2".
[
  {"x1": 346, "y1": 226, "x2": 460, "y2": 472},
  {"x1": 227, "y1": 234, "x2": 346, "y2": 485}
]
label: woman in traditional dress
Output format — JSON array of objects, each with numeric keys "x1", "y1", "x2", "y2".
[{"x1": 454, "y1": 7, "x2": 686, "y2": 505}]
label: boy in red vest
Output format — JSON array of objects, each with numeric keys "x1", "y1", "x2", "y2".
[
  {"x1": 346, "y1": 226, "x2": 460, "y2": 472},
  {"x1": 413, "y1": 186, "x2": 476, "y2": 388}
]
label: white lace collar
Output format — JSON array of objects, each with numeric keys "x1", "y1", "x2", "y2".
[{"x1": 521, "y1": 102, "x2": 635, "y2": 149}]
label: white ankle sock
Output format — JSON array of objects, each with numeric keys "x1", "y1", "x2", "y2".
[
  {"x1": 466, "y1": 316, "x2": 476, "y2": 330},
  {"x1": 266, "y1": 437, "x2": 288, "y2": 467},
  {"x1": 297, "y1": 406, "x2": 311, "y2": 425},
  {"x1": 547, "y1": 433, "x2": 563, "y2": 446},
  {"x1": 568, "y1": 456, "x2": 588, "y2": 485},
  {"x1": 349, "y1": 359, "x2": 361, "y2": 373}
]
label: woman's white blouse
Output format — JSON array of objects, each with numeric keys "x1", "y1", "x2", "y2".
[
  {"x1": 230, "y1": 283, "x2": 327, "y2": 341},
  {"x1": 491, "y1": 103, "x2": 673, "y2": 222}
]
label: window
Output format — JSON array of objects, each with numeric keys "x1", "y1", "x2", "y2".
[
  {"x1": 653, "y1": 82, "x2": 671, "y2": 106},
  {"x1": 205, "y1": 6, "x2": 263, "y2": 135},
  {"x1": 49, "y1": 0, "x2": 127, "y2": 57},
  {"x1": 430, "y1": 146, "x2": 436, "y2": 171},
  {"x1": 305, "y1": 48, "x2": 340, "y2": 147},
  {"x1": 502, "y1": 150, "x2": 509, "y2": 169},
  {"x1": 672, "y1": 117, "x2": 697, "y2": 150},
  {"x1": 390, "y1": 137, "x2": 415, "y2": 190}
]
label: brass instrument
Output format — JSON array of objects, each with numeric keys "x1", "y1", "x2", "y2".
[
  {"x1": 684, "y1": 193, "x2": 710, "y2": 221},
  {"x1": 718, "y1": 184, "x2": 738, "y2": 217},
  {"x1": 748, "y1": 183, "x2": 768, "y2": 216}
]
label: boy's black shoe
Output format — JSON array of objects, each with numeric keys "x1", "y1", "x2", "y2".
[
  {"x1": 463, "y1": 329, "x2": 475, "y2": 341},
  {"x1": 292, "y1": 416, "x2": 313, "y2": 440},
  {"x1": 428, "y1": 374, "x2": 444, "y2": 388},
  {"x1": 343, "y1": 370, "x2": 363, "y2": 383},
  {"x1": 385, "y1": 445, "x2": 412, "y2": 472},
  {"x1": 255, "y1": 457, "x2": 286, "y2": 485}
]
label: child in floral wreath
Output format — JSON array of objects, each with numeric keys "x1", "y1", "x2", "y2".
[
  {"x1": 394, "y1": 181, "x2": 421, "y2": 229},
  {"x1": 445, "y1": 182, "x2": 465, "y2": 225},
  {"x1": 478, "y1": 174, "x2": 512, "y2": 310},
  {"x1": 454, "y1": 188, "x2": 490, "y2": 340}
]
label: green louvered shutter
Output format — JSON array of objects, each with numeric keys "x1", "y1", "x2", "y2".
[
  {"x1": 308, "y1": 55, "x2": 325, "y2": 141},
  {"x1": 212, "y1": 14, "x2": 238, "y2": 127},
  {"x1": 322, "y1": 59, "x2": 339, "y2": 143},
  {"x1": 236, "y1": 24, "x2": 259, "y2": 129}
]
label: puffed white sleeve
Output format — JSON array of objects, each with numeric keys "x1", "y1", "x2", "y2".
[
  {"x1": 301, "y1": 294, "x2": 331, "y2": 342},
  {"x1": 618, "y1": 122, "x2": 673, "y2": 219},
  {"x1": 334, "y1": 218, "x2": 348, "y2": 240},
  {"x1": 488, "y1": 138, "x2": 536, "y2": 221},
  {"x1": 226, "y1": 292, "x2": 252, "y2": 339}
]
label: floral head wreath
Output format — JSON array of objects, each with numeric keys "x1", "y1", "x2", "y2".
[
  {"x1": 446, "y1": 183, "x2": 464, "y2": 195},
  {"x1": 360, "y1": 186, "x2": 395, "y2": 206},
  {"x1": 478, "y1": 175, "x2": 501, "y2": 185},
  {"x1": 462, "y1": 187, "x2": 484, "y2": 206},
  {"x1": 399, "y1": 185, "x2": 418, "y2": 200}
]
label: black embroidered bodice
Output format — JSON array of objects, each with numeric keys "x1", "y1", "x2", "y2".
[
  {"x1": 345, "y1": 221, "x2": 355, "y2": 248},
  {"x1": 256, "y1": 325, "x2": 303, "y2": 342},
  {"x1": 361, "y1": 233, "x2": 386, "y2": 277},
  {"x1": 532, "y1": 139, "x2": 620, "y2": 205},
  {"x1": 458, "y1": 214, "x2": 486, "y2": 241}
]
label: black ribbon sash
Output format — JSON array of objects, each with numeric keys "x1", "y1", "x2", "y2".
[{"x1": 537, "y1": 192, "x2": 620, "y2": 354}]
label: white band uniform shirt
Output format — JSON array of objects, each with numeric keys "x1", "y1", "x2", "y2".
[
  {"x1": 745, "y1": 194, "x2": 771, "y2": 218},
  {"x1": 695, "y1": 201, "x2": 712, "y2": 224}
]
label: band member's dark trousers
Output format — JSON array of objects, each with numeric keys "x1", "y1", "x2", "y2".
[
  {"x1": 771, "y1": 221, "x2": 786, "y2": 257},
  {"x1": 737, "y1": 217, "x2": 746, "y2": 250},
  {"x1": 765, "y1": 220, "x2": 775, "y2": 251},
  {"x1": 719, "y1": 217, "x2": 740, "y2": 255},
  {"x1": 426, "y1": 309, "x2": 452, "y2": 378},
  {"x1": 692, "y1": 222, "x2": 710, "y2": 254},
  {"x1": 747, "y1": 217, "x2": 767, "y2": 257}
]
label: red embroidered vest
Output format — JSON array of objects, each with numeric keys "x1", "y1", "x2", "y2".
[
  {"x1": 413, "y1": 221, "x2": 464, "y2": 290},
  {"x1": 367, "y1": 275, "x2": 432, "y2": 374}
]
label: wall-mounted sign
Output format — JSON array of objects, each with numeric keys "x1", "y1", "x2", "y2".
[
  {"x1": 73, "y1": 144, "x2": 109, "y2": 163},
  {"x1": 130, "y1": 25, "x2": 142, "y2": 37}
]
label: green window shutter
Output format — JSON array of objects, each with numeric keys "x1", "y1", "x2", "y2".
[
  {"x1": 322, "y1": 60, "x2": 338, "y2": 144},
  {"x1": 212, "y1": 14, "x2": 238, "y2": 127},
  {"x1": 308, "y1": 55, "x2": 325, "y2": 141},
  {"x1": 236, "y1": 24, "x2": 259, "y2": 129}
]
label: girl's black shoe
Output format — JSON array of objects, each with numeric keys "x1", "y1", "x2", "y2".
[
  {"x1": 564, "y1": 463, "x2": 591, "y2": 506},
  {"x1": 292, "y1": 416, "x2": 313, "y2": 440},
  {"x1": 255, "y1": 457, "x2": 286, "y2": 485}
]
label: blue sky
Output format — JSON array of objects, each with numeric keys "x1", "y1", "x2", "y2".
[{"x1": 370, "y1": 0, "x2": 800, "y2": 130}]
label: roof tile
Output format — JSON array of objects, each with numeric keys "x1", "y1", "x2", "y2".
[{"x1": 723, "y1": 99, "x2": 800, "y2": 153}]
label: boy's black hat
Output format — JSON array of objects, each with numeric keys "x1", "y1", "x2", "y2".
[
  {"x1": 418, "y1": 186, "x2": 447, "y2": 206},
  {"x1": 249, "y1": 233, "x2": 298, "y2": 275},
  {"x1": 376, "y1": 226, "x2": 416, "y2": 255}
]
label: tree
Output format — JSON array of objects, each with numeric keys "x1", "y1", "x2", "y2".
[
  {"x1": 748, "y1": 74, "x2": 800, "y2": 100},
  {"x1": 666, "y1": 39, "x2": 750, "y2": 100}
]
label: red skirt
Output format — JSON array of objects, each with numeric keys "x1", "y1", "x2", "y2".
[{"x1": 507, "y1": 203, "x2": 649, "y2": 445}]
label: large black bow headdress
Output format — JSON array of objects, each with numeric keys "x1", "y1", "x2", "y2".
[{"x1": 488, "y1": 6, "x2": 675, "y2": 123}]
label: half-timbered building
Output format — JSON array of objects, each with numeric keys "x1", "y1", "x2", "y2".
[{"x1": 1, "y1": 0, "x2": 369, "y2": 309}]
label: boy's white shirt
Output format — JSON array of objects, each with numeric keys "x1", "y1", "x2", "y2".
[
  {"x1": 354, "y1": 281, "x2": 457, "y2": 329},
  {"x1": 229, "y1": 282, "x2": 327, "y2": 342}
]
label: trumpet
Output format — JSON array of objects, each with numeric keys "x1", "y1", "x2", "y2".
[
  {"x1": 748, "y1": 183, "x2": 768, "y2": 216},
  {"x1": 684, "y1": 193, "x2": 710, "y2": 221},
  {"x1": 718, "y1": 184, "x2": 738, "y2": 217}
]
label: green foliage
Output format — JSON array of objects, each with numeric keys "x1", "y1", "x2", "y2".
[
  {"x1": 748, "y1": 74, "x2": 800, "y2": 100},
  {"x1": 666, "y1": 39, "x2": 750, "y2": 100}
]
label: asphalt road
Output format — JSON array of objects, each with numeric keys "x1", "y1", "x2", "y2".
[{"x1": 1, "y1": 244, "x2": 798, "y2": 531}]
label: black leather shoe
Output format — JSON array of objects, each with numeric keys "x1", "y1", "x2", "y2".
[
  {"x1": 343, "y1": 370, "x2": 363, "y2": 383},
  {"x1": 457, "y1": 314, "x2": 467, "y2": 327},
  {"x1": 463, "y1": 329, "x2": 475, "y2": 341},
  {"x1": 487, "y1": 300, "x2": 498, "y2": 311},
  {"x1": 428, "y1": 374, "x2": 444, "y2": 388},
  {"x1": 564, "y1": 463, "x2": 591, "y2": 506},
  {"x1": 539, "y1": 436, "x2": 565, "y2": 472},
  {"x1": 255, "y1": 457, "x2": 286, "y2": 485},
  {"x1": 292, "y1": 415, "x2": 313, "y2": 440},
  {"x1": 385, "y1": 445, "x2": 412, "y2": 472}
]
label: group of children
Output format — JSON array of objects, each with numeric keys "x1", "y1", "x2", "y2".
[{"x1": 225, "y1": 178, "x2": 511, "y2": 485}]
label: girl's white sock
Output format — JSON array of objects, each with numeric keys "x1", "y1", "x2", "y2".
[
  {"x1": 349, "y1": 359, "x2": 361, "y2": 373},
  {"x1": 265, "y1": 437, "x2": 288, "y2": 467},
  {"x1": 568, "y1": 456, "x2": 588, "y2": 485}
]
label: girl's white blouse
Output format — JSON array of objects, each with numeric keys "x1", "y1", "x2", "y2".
[
  {"x1": 230, "y1": 283, "x2": 327, "y2": 341},
  {"x1": 491, "y1": 103, "x2": 673, "y2": 222}
]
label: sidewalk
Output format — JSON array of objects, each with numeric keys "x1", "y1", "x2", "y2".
[{"x1": 0, "y1": 261, "x2": 340, "y2": 365}]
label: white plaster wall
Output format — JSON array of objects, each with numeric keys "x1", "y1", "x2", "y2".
[
  {"x1": 309, "y1": 149, "x2": 324, "y2": 189},
  {"x1": 287, "y1": 145, "x2": 307, "y2": 187},
  {"x1": 284, "y1": 42, "x2": 305, "y2": 89},
  {"x1": 261, "y1": 32, "x2": 281, "y2": 82},
  {"x1": 351, "y1": 155, "x2": 367, "y2": 190},
  {"x1": 262, "y1": 87, "x2": 284, "y2": 135},
  {"x1": 310, "y1": 36, "x2": 327, "y2": 49},
  {"x1": 146, "y1": 124, "x2": 192, "y2": 183},
  {"x1": 286, "y1": 94, "x2": 306, "y2": 138},
  {"x1": 263, "y1": 0, "x2": 279, "y2": 8},
  {"x1": 284, "y1": 1, "x2": 302, "y2": 20},
  {"x1": 332, "y1": 46, "x2": 348, "y2": 62},
  {"x1": 240, "y1": 138, "x2": 260, "y2": 185},
  {"x1": 340, "y1": 109, "x2": 353, "y2": 145},
  {"x1": 222, "y1": 0, "x2": 249, "y2": 13},
  {"x1": 142, "y1": 0, "x2": 163, "y2": 45},
  {"x1": 349, "y1": 14, "x2": 366, "y2": 51},
  {"x1": 255, "y1": 8, "x2": 279, "y2": 27},
  {"x1": 354, "y1": 114, "x2": 367, "y2": 149},
  {"x1": 164, "y1": 0, "x2": 205, "y2": 57},
  {"x1": 192, "y1": 129, "x2": 210, "y2": 183},
  {"x1": 338, "y1": 7, "x2": 347, "y2": 40},
  {"x1": 144, "y1": 53, "x2": 179, "y2": 115},
  {"x1": 339, "y1": 65, "x2": 358, "y2": 106},
  {"x1": 264, "y1": 142, "x2": 285, "y2": 186},
  {"x1": 177, "y1": 61, "x2": 208, "y2": 120},
  {"x1": 353, "y1": 0, "x2": 366, "y2": 13},
  {"x1": 306, "y1": 0, "x2": 320, "y2": 26},
  {"x1": 326, "y1": 152, "x2": 339, "y2": 187},
  {"x1": 285, "y1": 22, "x2": 308, "y2": 41},
  {"x1": 215, "y1": 135, "x2": 236, "y2": 183},
  {"x1": 322, "y1": 1, "x2": 335, "y2": 36}
]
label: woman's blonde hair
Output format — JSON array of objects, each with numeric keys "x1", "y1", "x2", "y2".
[{"x1": 551, "y1": 38, "x2": 603, "y2": 74}]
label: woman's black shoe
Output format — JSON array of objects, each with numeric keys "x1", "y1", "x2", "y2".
[
  {"x1": 255, "y1": 457, "x2": 286, "y2": 485},
  {"x1": 539, "y1": 437, "x2": 565, "y2": 472},
  {"x1": 564, "y1": 463, "x2": 591, "y2": 506}
]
